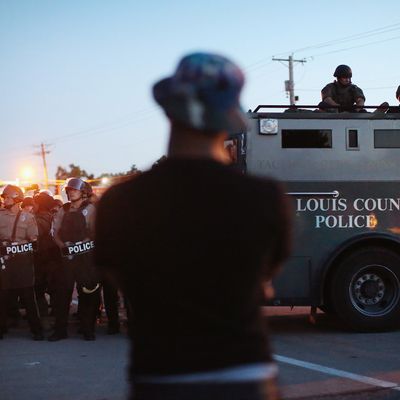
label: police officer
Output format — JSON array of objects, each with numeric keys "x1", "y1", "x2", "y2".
[
  {"x1": 49, "y1": 178, "x2": 100, "y2": 341},
  {"x1": 319, "y1": 65, "x2": 366, "y2": 112},
  {"x1": 33, "y1": 192, "x2": 60, "y2": 322},
  {"x1": 84, "y1": 182, "x2": 121, "y2": 334},
  {"x1": 0, "y1": 185, "x2": 43, "y2": 340}
]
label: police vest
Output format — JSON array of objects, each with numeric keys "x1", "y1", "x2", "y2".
[{"x1": 59, "y1": 202, "x2": 90, "y2": 243}]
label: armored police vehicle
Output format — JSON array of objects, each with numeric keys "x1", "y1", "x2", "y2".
[{"x1": 230, "y1": 105, "x2": 400, "y2": 331}]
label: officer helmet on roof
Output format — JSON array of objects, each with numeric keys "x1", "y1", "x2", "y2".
[
  {"x1": 1, "y1": 185, "x2": 24, "y2": 203},
  {"x1": 334, "y1": 65, "x2": 352, "y2": 79}
]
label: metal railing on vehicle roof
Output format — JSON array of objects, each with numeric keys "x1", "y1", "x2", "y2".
[{"x1": 252, "y1": 104, "x2": 394, "y2": 112}]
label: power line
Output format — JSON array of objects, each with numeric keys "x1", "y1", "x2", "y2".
[
  {"x1": 47, "y1": 106, "x2": 158, "y2": 144},
  {"x1": 53, "y1": 112, "x2": 156, "y2": 145},
  {"x1": 243, "y1": 22, "x2": 400, "y2": 76},
  {"x1": 273, "y1": 22, "x2": 400, "y2": 57},
  {"x1": 306, "y1": 34, "x2": 400, "y2": 59}
]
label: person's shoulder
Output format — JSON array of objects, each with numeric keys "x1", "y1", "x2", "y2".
[
  {"x1": 97, "y1": 175, "x2": 144, "y2": 210},
  {"x1": 245, "y1": 174, "x2": 284, "y2": 194},
  {"x1": 54, "y1": 205, "x2": 66, "y2": 219},
  {"x1": 101, "y1": 179, "x2": 133, "y2": 201},
  {"x1": 225, "y1": 169, "x2": 284, "y2": 199},
  {"x1": 350, "y1": 84, "x2": 365, "y2": 97},
  {"x1": 350, "y1": 83, "x2": 364, "y2": 92},
  {"x1": 322, "y1": 82, "x2": 335, "y2": 90},
  {"x1": 321, "y1": 82, "x2": 335, "y2": 98},
  {"x1": 83, "y1": 202, "x2": 96, "y2": 212}
]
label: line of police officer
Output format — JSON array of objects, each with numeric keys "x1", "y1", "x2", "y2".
[{"x1": 0, "y1": 178, "x2": 120, "y2": 341}]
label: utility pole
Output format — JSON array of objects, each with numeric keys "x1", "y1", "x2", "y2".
[
  {"x1": 272, "y1": 54, "x2": 306, "y2": 105},
  {"x1": 34, "y1": 143, "x2": 51, "y2": 189}
]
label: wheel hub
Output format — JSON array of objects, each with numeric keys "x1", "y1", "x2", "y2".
[{"x1": 353, "y1": 273, "x2": 385, "y2": 305}]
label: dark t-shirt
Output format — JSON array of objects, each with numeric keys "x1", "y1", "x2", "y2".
[
  {"x1": 321, "y1": 81, "x2": 365, "y2": 111},
  {"x1": 95, "y1": 158, "x2": 291, "y2": 376}
]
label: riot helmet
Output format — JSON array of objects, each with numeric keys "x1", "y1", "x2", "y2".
[
  {"x1": 63, "y1": 177, "x2": 94, "y2": 202},
  {"x1": 63, "y1": 177, "x2": 86, "y2": 192},
  {"x1": 334, "y1": 65, "x2": 352, "y2": 79},
  {"x1": 63, "y1": 177, "x2": 86, "y2": 202},
  {"x1": 1, "y1": 185, "x2": 24, "y2": 203}
]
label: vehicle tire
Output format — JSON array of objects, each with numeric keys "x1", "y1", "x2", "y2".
[{"x1": 330, "y1": 247, "x2": 400, "y2": 331}]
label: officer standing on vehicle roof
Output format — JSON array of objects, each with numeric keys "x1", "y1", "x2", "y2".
[
  {"x1": 319, "y1": 65, "x2": 366, "y2": 112},
  {"x1": 0, "y1": 185, "x2": 43, "y2": 340},
  {"x1": 49, "y1": 178, "x2": 100, "y2": 341}
]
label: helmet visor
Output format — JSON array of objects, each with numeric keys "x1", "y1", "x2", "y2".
[{"x1": 63, "y1": 178, "x2": 86, "y2": 192}]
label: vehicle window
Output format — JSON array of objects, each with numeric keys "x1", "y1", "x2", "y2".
[
  {"x1": 347, "y1": 129, "x2": 359, "y2": 150},
  {"x1": 374, "y1": 130, "x2": 400, "y2": 148},
  {"x1": 282, "y1": 129, "x2": 332, "y2": 149}
]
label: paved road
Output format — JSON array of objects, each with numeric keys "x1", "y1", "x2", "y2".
[
  {"x1": 0, "y1": 318, "x2": 130, "y2": 400},
  {"x1": 267, "y1": 307, "x2": 400, "y2": 399},
  {"x1": 1, "y1": 307, "x2": 400, "y2": 399}
]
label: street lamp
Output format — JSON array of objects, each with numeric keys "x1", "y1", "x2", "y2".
[{"x1": 21, "y1": 166, "x2": 34, "y2": 181}]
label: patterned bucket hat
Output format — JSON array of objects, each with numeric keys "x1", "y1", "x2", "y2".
[{"x1": 153, "y1": 52, "x2": 247, "y2": 133}]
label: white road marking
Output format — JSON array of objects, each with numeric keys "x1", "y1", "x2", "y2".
[{"x1": 275, "y1": 354, "x2": 400, "y2": 391}]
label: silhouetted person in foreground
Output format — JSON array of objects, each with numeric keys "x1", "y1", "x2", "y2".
[{"x1": 95, "y1": 52, "x2": 291, "y2": 400}]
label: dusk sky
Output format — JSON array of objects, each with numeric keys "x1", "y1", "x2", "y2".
[{"x1": 2, "y1": 1, "x2": 400, "y2": 185}]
